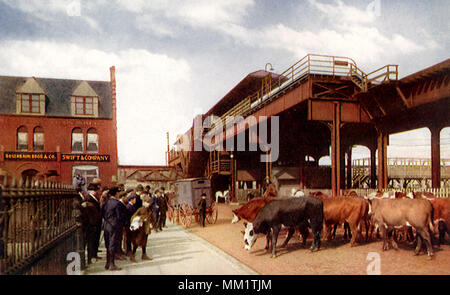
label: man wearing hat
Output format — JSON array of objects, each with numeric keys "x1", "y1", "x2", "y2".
[
  {"x1": 197, "y1": 193, "x2": 207, "y2": 227},
  {"x1": 82, "y1": 182, "x2": 103, "y2": 264},
  {"x1": 101, "y1": 186, "x2": 124, "y2": 271},
  {"x1": 151, "y1": 190, "x2": 160, "y2": 231},
  {"x1": 114, "y1": 191, "x2": 129, "y2": 260},
  {"x1": 124, "y1": 193, "x2": 138, "y2": 256},
  {"x1": 157, "y1": 187, "x2": 169, "y2": 230},
  {"x1": 135, "y1": 184, "x2": 144, "y2": 209}
]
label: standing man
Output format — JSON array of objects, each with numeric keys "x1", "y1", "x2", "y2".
[
  {"x1": 125, "y1": 194, "x2": 138, "y2": 256},
  {"x1": 197, "y1": 193, "x2": 207, "y2": 227},
  {"x1": 82, "y1": 182, "x2": 102, "y2": 264},
  {"x1": 157, "y1": 188, "x2": 168, "y2": 230},
  {"x1": 101, "y1": 186, "x2": 124, "y2": 271},
  {"x1": 115, "y1": 191, "x2": 128, "y2": 260},
  {"x1": 100, "y1": 186, "x2": 110, "y2": 208},
  {"x1": 144, "y1": 185, "x2": 151, "y2": 195},
  {"x1": 151, "y1": 190, "x2": 160, "y2": 231},
  {"x1": 135, "y1": 185, "x2": 144, "y2": 209}
]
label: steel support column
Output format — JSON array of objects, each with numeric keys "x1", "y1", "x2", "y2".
[
  {"x1": 331, "y1": 103, "x2": 341, "y2": 197},
  {"x1": 377, "y1": 130, "x2": 388, "y2": 190},
  {"x1": 231, "y1": 157, "x2": 237, "y2": 202},
  {"x1": 369, "y1": 146, "x2": 377, "y2": 189},
  {"x1": 346, "y1": 146, "x2": 352, "y2": 189},
  {"x1": 340, "y1": 144, "x2": 346, "y2": 189},
  {"x1": 430, "y1": 125, "x2": 442, "y2": 188}
]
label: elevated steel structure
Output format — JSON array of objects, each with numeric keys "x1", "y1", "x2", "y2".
[{"x1": 169, "y1": 54, "x2": 450, "y2": 200}]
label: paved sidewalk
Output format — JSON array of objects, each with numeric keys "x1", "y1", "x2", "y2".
[{"x1": 83, "y1": 221, "x2": 258, "y2": 275}]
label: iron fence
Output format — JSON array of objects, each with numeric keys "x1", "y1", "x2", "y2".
[{"x1": 0, "y1": 175, "x2": 81, "y2": 274}]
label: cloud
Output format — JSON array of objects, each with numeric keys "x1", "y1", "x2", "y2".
[
  {"x1": 308, "y1": 0, "x2": 376, "y2": 25},
  {"x1": 219, "y1": 0, "x2": 436, "y2": 71},
  {"x1": 116, "y1": 0, "x2": 254, "y2": 35},
  {"x1": 0, "y1": 40, "x2": 194, "y2": 165},
  {"x1": 0, "y1": 0, "x2": 104, "y2": 31}
]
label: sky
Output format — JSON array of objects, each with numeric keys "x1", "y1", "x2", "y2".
[{"x1": 0, "y1": 0, "x2": 448, "y2": 165}]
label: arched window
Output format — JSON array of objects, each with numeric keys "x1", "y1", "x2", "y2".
[
  {"x1": 71, "y1": 127, "x2": 83, "y2": 153},
  {"x1": 17, "y1": 126, "x2": 28, "y2": 151},
  {"x1": 86, "y1": 128, "x2": 98, "y2": 153},
  {"x1": 33, "y1": 126, "x2": 44, "y2": 151}
]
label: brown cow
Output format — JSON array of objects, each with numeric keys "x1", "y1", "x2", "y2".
[
  {"x1": 429, "y1": 198, "x2": 450, "y2": 245},
  {"x1": 128, "y1": 206, "x2": 155, "y2": 262},
  {"x1": 232, "y1": 197, "x2": 310, "y2": 249},
  {"x1": 322, "y1": 197, "x2": 369, "y2": 246},
  {"x1": 231, "y1": 197, "x2": 277, "y2": 223},
  {"x1": 311, "y1": 192, "x2": 354, "y2": 241},
  {"x1": 370, "y1": 198, "x2": 434, "y2": 258},
  {"x1": 389, "y1": 192, "x2": 416, "y2": 243}
]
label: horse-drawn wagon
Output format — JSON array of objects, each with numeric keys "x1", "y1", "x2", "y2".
[{"x1": 167, "y1": 178, "x2": 218, "y2": 228}]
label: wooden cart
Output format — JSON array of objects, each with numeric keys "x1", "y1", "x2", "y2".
[{"x1": 167, "y1": 178, "x2": 218, "y2": 228}]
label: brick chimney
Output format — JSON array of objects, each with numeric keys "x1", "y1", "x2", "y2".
[{"x1": 110, "y1": 66, "x2": 119, "y2": 178}]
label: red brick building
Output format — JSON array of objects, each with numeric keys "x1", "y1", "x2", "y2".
[{"x1": 0, "y1": 67, "x2": 118, "y2": 187}]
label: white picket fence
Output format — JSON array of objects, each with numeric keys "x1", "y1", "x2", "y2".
[
  {"x1": 348, "y1": 187, "x2": 450, "y2": 198},
  {"x1": 282, "y1": 187, "x2": 450, "y2": 198}
]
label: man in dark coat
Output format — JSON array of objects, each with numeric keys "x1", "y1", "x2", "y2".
[
  {"x1": 135, "y1": 184, "x2": 144, "y2": 209},
  {"x1": 157, "y1": 188, "x2": 168, "y2": 230},
  {"x1": 101, "y1": 186, "x2": 124, "y2": 271},
  {"x1": 81, "y1": 182, "x2": 102, "y2": 264},
  {"x1": 151, "y1": 190, "x2": 160, "y2": 231},
  {"x1": 115, "y1": 191, "x2": 128, "y2": 260},
  {"x1": 197, "y1": 193, "x2": 207, "y2": 227},
  {"x1": 125, "y1": 194, "x2": 138, "y2": 256}
]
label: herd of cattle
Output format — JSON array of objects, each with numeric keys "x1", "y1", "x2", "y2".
[{"x1": 232, "y1": 190, "x2": 450, "y2": 259}]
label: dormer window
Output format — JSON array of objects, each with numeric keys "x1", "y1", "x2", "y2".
[
  {"x1": 21, "y1": 94, "x2": 41, "y2": 113},
  {"x1": 74, "y1": 96, "x2": 94, "y2": 115},
  {"x1": 71, "y1": 81, "x2": 99, "y2": 117},
  {"x1": 16, "y1": 78, "x2": 46, "y2": 115}
]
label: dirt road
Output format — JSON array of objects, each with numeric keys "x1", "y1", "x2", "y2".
[{"x1": 187, "y1": 203, "x2": 450, "y2": 275}]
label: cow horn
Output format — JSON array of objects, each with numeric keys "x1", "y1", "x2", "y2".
[{"x1": 243, "y1": 221, "x2": 247, "y2": 228}]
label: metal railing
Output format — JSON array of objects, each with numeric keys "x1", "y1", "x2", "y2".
[
  {"x1": 352, "y1": 157, "x2": 450, "y2": 179},
  {"x1": 366, "y1": 64, "x2": 399, "y2": 86},
  {"x1": 251, "y1": 54, "x2": 363, "y2": 105},
  {"x1": 208, "y1": 54, "x2": 398, "y2": 133},
  {"x1": 0, "y1": 176, "x2": 79, "y2": 274}
]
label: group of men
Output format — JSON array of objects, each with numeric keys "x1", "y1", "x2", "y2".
[{"x1": 73, "y1": 176, "x2": 169, "y2": 271}]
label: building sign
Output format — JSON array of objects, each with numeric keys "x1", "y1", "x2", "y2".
[
  {"x1": 61, "y1": 154, "x2": 110, "y2": 162},
  {"x1": 4, "y1": 151, "x2": 57, "y2": 161}
]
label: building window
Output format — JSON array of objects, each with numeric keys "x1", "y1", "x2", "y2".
[
  {"x1": 86, "y1": 128, "x2": 98, "y2": 153},
  {"x1": 72, "y1": 165, "x2": 99, "y2": 190},
  {"x1": 33, "y1": 126, "x2": 44, "y2": 151},
  {"x1": 71, "y1": 127, "x2": 84, "y2": 153},
  {"x1": 17, "y1": 126, "x2": 28, "y2": 151},
  {"x1": 74, "y1": 96, "x2": 94, "y2": 116},
  {"x1": 20, "y1": 94, "x2": 41, "y2": 113}
]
